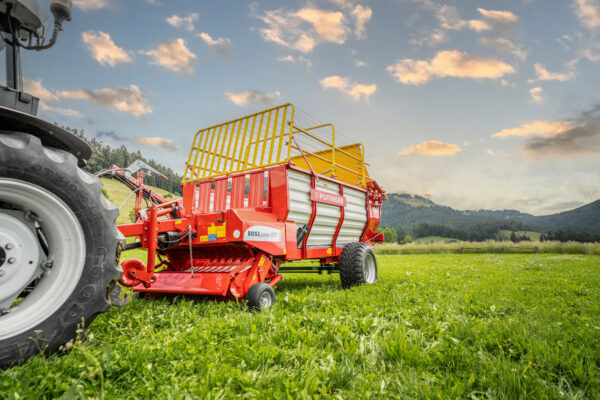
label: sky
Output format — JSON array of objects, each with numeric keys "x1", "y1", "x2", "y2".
[{"x1": 20, "y1": 0, "x2": 600, "y2": 216}]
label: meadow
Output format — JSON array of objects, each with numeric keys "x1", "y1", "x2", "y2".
[{"x1": 1, "y1": 253, "x2": 599, "y2": 399}]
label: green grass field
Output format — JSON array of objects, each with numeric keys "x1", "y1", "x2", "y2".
[
  {"x1": 1, "y1": 254, "x2": 599, "y2": 399},
  {"x1": 100, "y1": 178, "x2": 179, "y2": 225}
]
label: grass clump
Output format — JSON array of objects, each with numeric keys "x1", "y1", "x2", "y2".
[{"x1": 1, "y1": 254, "x2": 599, "y2": 398}]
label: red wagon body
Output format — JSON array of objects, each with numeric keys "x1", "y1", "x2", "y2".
[{"x1": 116, "y1": 104, "x2": 386, "y2": 307}]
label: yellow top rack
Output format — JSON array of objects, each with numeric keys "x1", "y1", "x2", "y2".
[{"x1": 183, "y1": 103, "x2": 370, "y2": 188}]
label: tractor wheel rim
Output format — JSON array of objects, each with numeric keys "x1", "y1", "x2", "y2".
[
  {"x1": 259, "y1": 291, "x2": 273, "y2": 308},
  {"x1": 364, "y1": 252, "x2": 376, "y2": 283},
  {"x1": 0, "y1": 179, "x2": 85, "y2": 340}
]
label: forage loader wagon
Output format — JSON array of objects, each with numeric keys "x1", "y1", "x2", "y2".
[
  {"x1": 116, "y1": 103, "x2": 387, "y2": 307},
  {"x1": 0, "y1": 0, "x2": 386, "y2": 368}
]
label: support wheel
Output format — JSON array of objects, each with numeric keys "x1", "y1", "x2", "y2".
[
  {"x1": 246, "y1": 283, "x2": 276, "y2": 311},
  {"x1": 339, "y1": 242, "x2": 378, "y2": 288},
  {"x1": 0, "y1": 133, "x2": 123, "y2": 368}
]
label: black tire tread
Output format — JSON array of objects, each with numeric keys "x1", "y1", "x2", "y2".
[
  {"x1": 339, "y1": 242, "x2": 376, "y2": 288},
  {"x1": 246, "y1": 282, "x2": 276, "y2": 311},
  {"x1": 0, "y1": 132, "x2": 123, "y2": 369}
]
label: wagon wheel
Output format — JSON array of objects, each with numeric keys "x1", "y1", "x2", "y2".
[
  {"x1": 246, "y1": 282, "x2": 276, "y2": 311},
  {"x1": 0, "y1": 133, "x2": 123, "y2": 368},
  {"x1": 339, "y1": 242, "x2": 378, "y2": 288}
]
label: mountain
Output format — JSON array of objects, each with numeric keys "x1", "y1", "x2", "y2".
[
  {"x1": 529, "y1": 200, "x2": 600, "y2": 234},
  {"x1": 381, "y1": 194, "x2": 600, "y2": 235}
]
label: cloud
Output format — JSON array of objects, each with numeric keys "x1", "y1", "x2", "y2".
[
  {"x1": 386, "y1": 50, "x2": 514, "y2": 85},
  {"x1": 73, "y1": 0, "x2": 114, "y2": 11},
  {"x1": 82, "y1": 31, "x2": 131, "y2": 67},
  {"x1": 354, "y1": 59, "x2": 367, "y2": 67},
  {"x1": 485, "y1": 149, "x2": 495, "y2": 155},
  {"x1": 529, "y1": 87, "x2": 545, "y2": 104},
  {"x1": 479, "y1": 37, "x2": 527, "y2": 60},
  {"x1": 256, "y1": 6, "x2": 349, "y2": 52},
  {"x1": 320, "y1": 75, "x2": 376, "y2": 102},
  {"x1": 59, "y1": 85, "x2": 152, "y2": 118},
  {"x1": 223, "y1": 90, "x2": 281, "y2": 106},
  {"x1": 23, "y1": 79, "x2": 82, "y2": 118},
  {"x1": 197, "y1": 32, "x2": 232, "y2": 55},
  {"x1": 398, "y1": 140, "x2": 461, "y2": 156},
  {"x1": 523, "y1": 104, "x2": 600, "y2": 156},
  {"x1": 97, "y1": 131, "x2": 125, "y2": 141},
  {"x1": 409, "y1": 29, "x2": 448, "y2": 47},
  {"x1": 132, "y1": 137, "x2": 178, "y2": 152},
  {"x1": 277, "y1": 55, "x2": 313, "y2": 71},
  {"x1": 23, "y1": 79, "x2": 59, "y2": 103},
  {"x1": 351, "y1": 5, "x2": 372, "y2": 39},
  {"x1": 492, "y1": 120, "x2": 574, "y2": 138},
  {"x1": 436, "y1": 5, "x2": 491, "y2": 32},
  {"x1": 573, "y1": 0, "x2": 600, "y2": 29},
  {"x1": 145, "y1": 39, "x2": 196, "y2": 75},
  {"x1": 530, "y1": 63, "x2": 575, "y2": 82},
  {"x1": 166, "y1": 13, "x2": 198, "y2": 31},
  {"x1": 39, "y1": 103, "x2": 84, "y2": 118},
  {"x1": 477, "y1": 8, "x2": 518, "y2": 25}
]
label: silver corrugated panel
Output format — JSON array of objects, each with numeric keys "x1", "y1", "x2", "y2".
[
  {"x1": 337, "y1": 186, "x2": 367, "y2": 245},
  {"x1": 287, "y1": 169, "x2": 367, "y2": 248},
  {"x1": 307, "y1": 179, "x2": 341, "y2": 248},
  {"x1": 287, "y1": 169, "x2": 312, "y2": 226}
]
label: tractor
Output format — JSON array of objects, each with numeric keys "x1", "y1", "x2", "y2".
[{"x1": 0, "y1": 0, "x2": 386, "y2": 369}]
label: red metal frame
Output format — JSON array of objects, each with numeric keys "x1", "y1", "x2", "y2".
[{"x1": 117, "y1": 162, "x2": 386, "y2": 300}]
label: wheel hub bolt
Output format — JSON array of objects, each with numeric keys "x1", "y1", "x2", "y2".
[
  {"x1": 5, "y1": 243, "x2": 13, "y2": 250},
  {"x1": 8, "y1": 257, "x2": 16, "y2": 264}
]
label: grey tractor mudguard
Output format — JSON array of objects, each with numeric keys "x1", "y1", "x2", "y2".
[{"x1": 0, "y1": 105, "x2": 91, "y2": 167}]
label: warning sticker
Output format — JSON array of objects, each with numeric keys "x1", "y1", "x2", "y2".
[{"x1": 243, "y1": 226, "x2": 281, "y2": 242}]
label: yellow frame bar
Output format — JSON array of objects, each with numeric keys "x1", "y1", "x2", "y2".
[{"x1": 182, "y1": 103, "x2": 368, "y2": 188}]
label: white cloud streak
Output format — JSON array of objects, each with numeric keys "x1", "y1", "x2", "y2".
[
  {"x1": 23, "y1": 79, "x2": 83, "y2": 118},
  {"x1": 82, "y1": 31, "x2": 131, "y2": 67},
  {"x1": 529, "y1": 87, "x2": 545, "y2": 104},
  {"x1": 166, "y1": 13, "x2": 198, "y2": 32},
  {"x1": 132, "y1": 137, "x2": 177, "y2": 152},
  {"x1": 197, "y1": 32, "x2": 232, "y2": 55},
  {"x1": 223, "y1": 90, "x2": 281, "y2": 106},
  {"x1": 320, "y1": 75, "x2": 376, "y2": 102},
  {"x1": 386, "y1": 50, "x2": 515, "y2": 85},
  {"x1": 59, "y1": 85, "x2": 152, "y2": 118},
  {"x1": 72, "y1": 0, "x2": 114, "y2": 11},
  {"x1": 399, "y1": 141, "x2": 462, "y2": 156},
  {"x1": 573, "y1": 0, "x2": 600, "y2": 29},
  {"x1": 145, "y1": 39, "x2": 197, "y2": 75},
  {"x1": 277, "y1": 55, "x2": 313, "y2": 71},
  {"x1": 530, "y1": 63, "x2": 575, "y2": 82}
]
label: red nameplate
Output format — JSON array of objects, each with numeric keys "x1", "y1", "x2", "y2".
[{"x1": 310, "y1": 189, "x2": 346, "y2": 206}]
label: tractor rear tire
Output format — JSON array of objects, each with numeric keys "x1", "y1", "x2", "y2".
[
  {"x1": 246, "y1": 282, "x2": 276, "y2": 311},
  {"x1": 0, "y1": 133, "x2": 123, "y2": 369},
  {"x1": 339, "y1": 242, "x2": 378, "y2": 288}
]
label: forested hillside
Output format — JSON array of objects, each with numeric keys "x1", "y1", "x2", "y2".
[
  {"x1": 381, "y1": 193, "x2": 600, "y2": 237},
  {"x1": 67, "y1": 128, "x2": 183, "y2": 195}
]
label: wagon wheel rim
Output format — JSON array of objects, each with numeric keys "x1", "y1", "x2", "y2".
[
  {"x1": 363, "y1": 252, "x2": 376, "y2": 283},
  {"x1": 259, "y1": 290, "x2": 274, "y2": 308},
  {"x1": 0, "y1": 178, "x2": 85, "y2": 340}
]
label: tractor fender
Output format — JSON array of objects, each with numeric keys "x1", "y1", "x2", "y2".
[{"x1": 0, "y1": 105, "x2": 91, "y2": 166}]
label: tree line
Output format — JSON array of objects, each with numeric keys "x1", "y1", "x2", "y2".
[
  {"x1": 66, "y1": 128, "x2": 183, "y2": 195},
  {"x1": 377, "y1": 223, "x2": 600, "y2": 244}
]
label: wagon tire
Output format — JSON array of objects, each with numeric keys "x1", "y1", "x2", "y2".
[
  {"x1": 0, "y1": 132, "x2": 123, "y2": 369},
  {"x1": 246, "y1": 282, "x2": 276, "y2": 311},
  {"x1": 339, "y1": 242, "x2": 378, "y2": 288}
]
